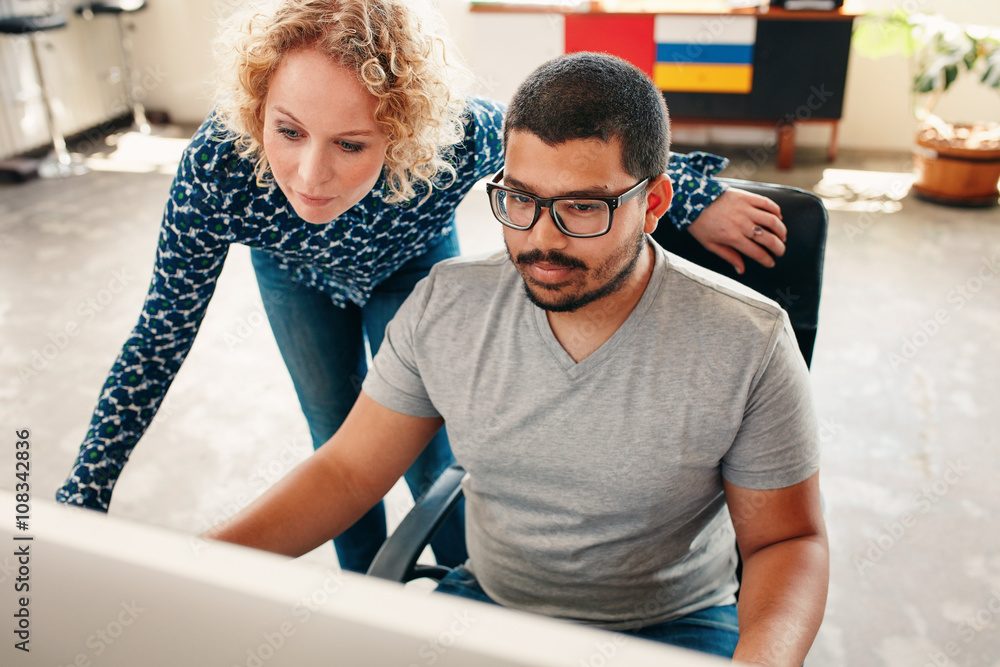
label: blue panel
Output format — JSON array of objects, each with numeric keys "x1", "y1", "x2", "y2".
[{"x1": 656, "y1": 43, "x2": 754, "y2": 65}]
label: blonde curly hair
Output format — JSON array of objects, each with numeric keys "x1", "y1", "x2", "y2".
[{"x1": 214, "y1": 0, "x2": 469, "y2": 203}]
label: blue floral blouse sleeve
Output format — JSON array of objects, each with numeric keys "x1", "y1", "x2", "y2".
[
  {"x1": 664, "y1": 151, "x2": 730, "y2": 230},
  {"x1": 55, "y1": 100, "x2": 506, "y2": 512},
  {"x1": 55, "y1": 120, "x2": 233, "y2": 510}
]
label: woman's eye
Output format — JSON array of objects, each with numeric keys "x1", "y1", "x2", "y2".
[
  {"x1": 338, "y1": 141, "x2": 364, "y2": 153},
  {"x1": 277, "y1": 127, "x2": 301, "y2": 140}
]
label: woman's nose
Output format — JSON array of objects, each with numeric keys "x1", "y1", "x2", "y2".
[{"x1": 299, "y1": 144, "x2": 334, "y2": 187}]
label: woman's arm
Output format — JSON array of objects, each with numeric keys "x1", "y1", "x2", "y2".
[
  {"x1": 686, "y1": 188, "x2": 787, "y2": 275},
  {"x1": 55, "y1": 119, "x2": 232, "y2": 511},
  {"x1": 665, "y1": 152, "x2": 787, "y2": 274}
]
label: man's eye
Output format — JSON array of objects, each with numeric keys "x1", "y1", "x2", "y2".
[
  {"x1": 567, "y1": 201, "x2": 602, "y2": 213},
  {"x1": 509, "y1": 193, "x2": 534, "y2": 205}
]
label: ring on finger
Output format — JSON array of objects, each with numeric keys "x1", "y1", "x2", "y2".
[{"x1": 752, "y1": 225, "x2": 764, "y2": 236}]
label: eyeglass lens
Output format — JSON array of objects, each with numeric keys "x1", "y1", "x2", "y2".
[{"x1": 492, "y1": 189, "x2": 611, "y2": 236}]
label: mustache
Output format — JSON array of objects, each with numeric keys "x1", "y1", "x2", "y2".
[{"x1": 515, "y1": 249, "x2": 587, "y2": 271}]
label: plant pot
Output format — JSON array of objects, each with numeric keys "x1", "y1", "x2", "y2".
[{"x1": 912, "y1": 123, "x2": 1000, "y2": 207}]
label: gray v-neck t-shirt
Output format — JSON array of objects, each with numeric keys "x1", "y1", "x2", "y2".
[{"x1": 364, "y1": 238, "x2": 819, "y2": 628}]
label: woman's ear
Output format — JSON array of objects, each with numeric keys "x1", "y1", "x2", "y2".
[{"x1": 643, "y1": 174, "x2": 673, "y2": 234}]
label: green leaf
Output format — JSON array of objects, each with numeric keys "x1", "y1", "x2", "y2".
[
  {"x1": 982, "y1": 62, "x2": 1000, "y2": 89},
  {"x1": 963, "y1": 40, "x2": 978, "y2": 70},
  {"x1": 944, "y1": 63, "x2": 959, "y2": 89},
  {"x1": 853, "y1": 11, "x2": 918, "y2": 59},
  {"x1": 914, "y1": 72, "x2": 936, "y2": 94}
]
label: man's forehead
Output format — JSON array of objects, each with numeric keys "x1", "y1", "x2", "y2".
[
  {"x1": 504, "y1": 130, "x2": 619, "y2": 156},
  {"x1": 503, "y1": 131, "x2": 629, "y2": 194}
]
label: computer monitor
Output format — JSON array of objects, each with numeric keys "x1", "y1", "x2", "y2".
[{"x1": 0, "y1": 491, "x2": 725, "y2": 666}]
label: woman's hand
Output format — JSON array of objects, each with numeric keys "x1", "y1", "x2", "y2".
[{"x1": 686, "y1": 188, "x2": 787, "y2": 274}]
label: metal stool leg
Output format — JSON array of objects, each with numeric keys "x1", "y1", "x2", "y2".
[
  {"x1": 115, "y1": 13, "x2": 150, "y2": 135},
  {"x1": 27, "y1": 31, "x2": 88, "y2": 178}
]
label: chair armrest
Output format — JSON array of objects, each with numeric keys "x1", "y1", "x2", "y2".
[{"x1": 366, "y1": 464, "x2": 467, "y2": 583}]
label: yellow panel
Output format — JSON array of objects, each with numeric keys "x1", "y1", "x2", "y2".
[{"x1": 653, "y1": 63, "x2": 753, "y2": 94}]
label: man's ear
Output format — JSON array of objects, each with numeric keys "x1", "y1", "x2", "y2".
[{"x1": 643, "y1": 174, "x2": 673, "y2": 234}]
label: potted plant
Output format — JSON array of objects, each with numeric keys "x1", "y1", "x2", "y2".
[{"x1": 853, "y1": 9, "x2": 1000, "y2": 206}]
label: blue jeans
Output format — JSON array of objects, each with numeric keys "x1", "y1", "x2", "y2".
[
  {"x1": 434, "y1": 566, "x2": 739, "y2": 658},
  {"x1": 251, "y1": 231, "x2": 466, "y2": 574}
]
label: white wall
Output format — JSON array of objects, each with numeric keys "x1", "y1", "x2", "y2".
[
  {"x1": 128, "y1": 0, "x2": 235, "y2": 125},
  {"x1": 131, "y1": 0, "x2": 1000, "y2": 152}
]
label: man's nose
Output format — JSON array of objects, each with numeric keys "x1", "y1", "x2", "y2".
[{"x1": 526, "y1": 206, "x2": 569, "y2": 250}]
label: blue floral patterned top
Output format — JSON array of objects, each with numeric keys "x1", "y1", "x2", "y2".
[{"x1": 56, "y1": 96, "x2": 729, "y2": 510}]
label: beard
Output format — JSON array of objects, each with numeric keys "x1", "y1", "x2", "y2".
[{"x1": 507, "y1": 225, "x2": 647, "y2": 313}]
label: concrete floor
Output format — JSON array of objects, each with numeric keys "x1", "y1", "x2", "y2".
[{"x1": 2, "y1": 131, "x2": 999, "y2": 666}]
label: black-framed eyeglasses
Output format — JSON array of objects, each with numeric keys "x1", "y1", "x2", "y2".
[{"x1": 485, "y1": 169, "x2": 650, "y2": 239}]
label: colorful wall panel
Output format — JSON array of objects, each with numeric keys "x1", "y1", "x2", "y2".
[
  {"x1": 563, "y1": 13, "x2": 757, "y2": 95},
  {"x1": 564, "y1": 14, "x2": 655, "y2": 76},
  {"x1": 653, "y1": 15, "x2": 756, "y2": 94}
]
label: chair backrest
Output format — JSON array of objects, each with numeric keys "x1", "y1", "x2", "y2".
[{"x1": 651, "y1": 177, "x2": 828, "y2": 368}]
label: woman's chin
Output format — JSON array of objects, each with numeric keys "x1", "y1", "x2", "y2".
[{"x1": 291, "y1": 202, "x2": 345, "y2": 224}]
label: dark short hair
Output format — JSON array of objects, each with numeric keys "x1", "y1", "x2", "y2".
[{"x1": 503, "y1": 52, "x2": 670, "y2": 181}]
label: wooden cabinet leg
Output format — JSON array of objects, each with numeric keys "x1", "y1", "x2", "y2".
[
  {"x1": 827, "y1": 120, "x2": 839, "y2": 162},
  {"x1": 777, "y1": 121, "x2": 795, "y2": 170}
]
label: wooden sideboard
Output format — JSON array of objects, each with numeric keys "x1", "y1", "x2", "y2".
[{"x1": 471, "y1": 1, "x2": 862, "y2": 169}]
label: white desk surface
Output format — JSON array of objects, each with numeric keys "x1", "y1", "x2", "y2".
[{"x1": 0, "y1": 491, "x2": 730, "y2": 666}]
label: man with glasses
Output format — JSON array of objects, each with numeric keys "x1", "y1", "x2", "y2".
[{"x1": 208, "y1": 52, "x2": 828, "y2": 664}]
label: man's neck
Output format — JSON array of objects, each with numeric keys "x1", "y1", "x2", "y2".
[{"x1": 545, "y1": 243, "x2": 656, "y2": 363}]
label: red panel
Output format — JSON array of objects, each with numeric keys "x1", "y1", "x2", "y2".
[{"x1": 564, "y1": 15, "x2": 655, "y2": 77}]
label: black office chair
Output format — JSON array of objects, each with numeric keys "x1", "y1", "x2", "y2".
[{"x1": 367, "y1": 176, "x2": 828, "y2": 584}]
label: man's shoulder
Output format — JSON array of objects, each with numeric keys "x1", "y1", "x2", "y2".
[
  {"x1": 428, "y1": 250, "x2": 511, "y2": 285},
  {"x1": 652, "y1": 242, "x2": 783, "y2": 321},
  {"x1": 408, "y1": 250, "x2": 519, "y2": 321}
]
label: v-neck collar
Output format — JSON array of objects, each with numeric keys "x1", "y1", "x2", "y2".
[{"x1": 531, "y1": 240, "x2": 667, "y2": 379}]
